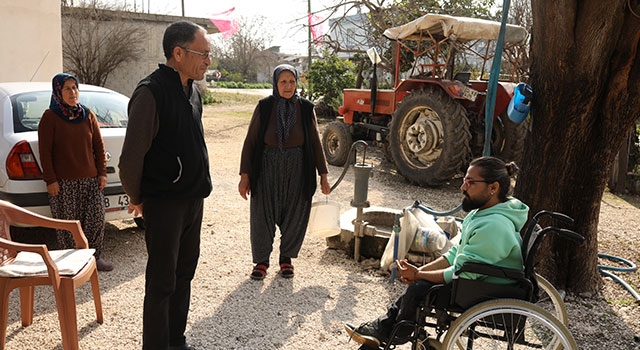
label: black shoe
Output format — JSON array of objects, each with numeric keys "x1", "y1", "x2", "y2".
[
  {"x1": 345, "y1": 322, "x2": 385, "y2": 349},
  {"x1": 96, "y1": 257, "x2": 114, "y2": 271},
  {"x1": 169, "y1": 344, "x2": 195, "y2": 350}
]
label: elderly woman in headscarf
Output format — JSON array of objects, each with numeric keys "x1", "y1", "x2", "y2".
[
  {"x1": 239, "y1": 64, "x2": 331, "y2": 280},
  {"x1": 38, "y1": 73, "x2": 113, "y2": 271}
]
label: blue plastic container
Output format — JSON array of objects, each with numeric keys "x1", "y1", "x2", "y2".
[{"x1": 507, "y1": 83, "x2": 533, "y2": 123}]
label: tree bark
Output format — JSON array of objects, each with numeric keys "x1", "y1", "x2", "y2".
[{"x1": 515, "y1": 1, "x2": 640, "y2": 294}]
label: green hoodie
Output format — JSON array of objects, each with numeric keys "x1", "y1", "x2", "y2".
[{"x1": 442, "y1": 197, "x2": 529, "y2": 284}]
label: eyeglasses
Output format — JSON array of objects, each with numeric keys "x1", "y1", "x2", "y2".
[
  {"x1": 462, "y1": 177, "x2": 492, "y2": 186},
  {"x1": 180, "y1": 46, "x2": 213, "y2": 60}
]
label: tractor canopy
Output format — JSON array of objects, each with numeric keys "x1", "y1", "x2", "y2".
[{"x1": 383, "y1": 13, "x2": 528, "y2": 44}]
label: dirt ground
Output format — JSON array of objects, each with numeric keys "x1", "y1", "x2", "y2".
[{"x1": 4, "y1": 90, "x2": 640, "y2": 349}]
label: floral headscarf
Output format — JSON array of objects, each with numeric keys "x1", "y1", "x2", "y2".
[
  {"x1": 49, "y1": 73, "x2": 88, "y2": 123},
  {"x1": 272, "y1": 64, "x2": 300, "y2": 150}
]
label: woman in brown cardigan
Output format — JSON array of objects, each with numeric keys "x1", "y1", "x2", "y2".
[{"x1": 38, "y1": 73, "x2": 113, "y2": 271}]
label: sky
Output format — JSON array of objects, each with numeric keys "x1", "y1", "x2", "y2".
[{"x1": 111, "y1": 0, "x2": 339, "y2": 55}]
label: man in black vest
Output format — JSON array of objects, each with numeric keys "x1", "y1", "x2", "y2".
[{"x1": 119, "y1": 21, "x2": 212, "y2": 350}]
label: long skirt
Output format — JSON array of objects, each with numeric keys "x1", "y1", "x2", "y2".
[
  {"x1": 249, "y1": 147, "x2": 312, "y2": 264},
  {"x1": 49, "y1": 177, "x2": 105, "y2": 257}
]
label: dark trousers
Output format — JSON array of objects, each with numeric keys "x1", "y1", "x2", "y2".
[
  {"x1": 249, "y1": 147, "x2": 311, "y2": 264},
  {"x1": 376, "y1": 280, "x2": 437, "y2": 338},
  {"x1": 142, "y1": 197, "x2": 204, "y2": 350}
]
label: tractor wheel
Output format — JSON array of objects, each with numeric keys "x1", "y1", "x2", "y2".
[
  {"x1": 381, "y1": 140, "x2": 394, "y2": 163},
  {"x1": 491, "y1": 112, "x2": 530, "y2": 164},
  {"x1": 389, "y1": 87, "x2": 471, "y2": 186},
  {"x1": 322, "y1": 121, "x2": 353, "y2": 166}
]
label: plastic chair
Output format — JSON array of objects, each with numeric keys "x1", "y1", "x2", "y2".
[{"x1": 0, "y1": 200, "x2": 103, "y2": 350}]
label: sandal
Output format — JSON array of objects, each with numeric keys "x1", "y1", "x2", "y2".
[
  {"x1": 250, "y1": 264, "x2": 268, "y2": 280},
  {"x1": 279, "y1": 263, "x2": 294, "y2": 278}
]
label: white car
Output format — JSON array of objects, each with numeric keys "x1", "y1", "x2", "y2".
[{"x1": 0, "y1": 82, "x2": 134, "y2": 223}]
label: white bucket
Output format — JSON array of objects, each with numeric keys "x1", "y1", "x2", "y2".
[{"x1": 308, "y1": 201, "x2": 341, "y2": 238}]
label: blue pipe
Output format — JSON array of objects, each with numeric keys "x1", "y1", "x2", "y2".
[
  {"x1": 390, "y1": 214, "x2": 401, "y2": 283},
  {"x1": 483, "y1": 0, "x2": 511, "y2": 156},
  {"x1": 598, "y1": 253, "x2": 640, "y2": 303},
  {"x1": 413, "y1": 201, "x2": 462, "y2": 218}
]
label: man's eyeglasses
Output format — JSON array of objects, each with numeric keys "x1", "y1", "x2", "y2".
[
  {"x1": 462, "y1": 177, "x2": 492, "y2": 186},
  {"x1": 180, "y1": 46, "x2": 213, "y2": 60}
]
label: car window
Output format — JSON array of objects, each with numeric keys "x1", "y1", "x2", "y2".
[
  {"x1": 11, "y1": 90, "x2": 129, "y2": 132},
  {"x1": 12, "y1": 92, "x2": 49, "y2": 132},
  {"x1": 81, "y1": 92, "x2": 129, "y2": 128}
]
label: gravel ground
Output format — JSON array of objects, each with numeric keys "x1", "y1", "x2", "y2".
[{"x1": 4, "y1": 90, "x2": 640, "y2": 349}]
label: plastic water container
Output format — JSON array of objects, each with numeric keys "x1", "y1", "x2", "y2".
[
  {"x1": 307, "y1": 201, "x2": 341, "y2": 238},
  {"x1": 507, "y1": 82, "x2": 533, "y2": 123},
  {"x1": 411, "y1": 226, "x2": 448, "y2": 253}
]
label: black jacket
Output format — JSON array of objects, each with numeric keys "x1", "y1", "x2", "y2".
[
  {"x1": 138, "y1": 64, "x2": 212, "y2": 200},
  {"x1": 251, "y1": 95, "x2": 317, "y2": 200}
]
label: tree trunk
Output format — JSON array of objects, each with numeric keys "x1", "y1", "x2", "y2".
[
  {"x1": 355, "y1": 58, "x2": 366, "y2": 89},
  {"x1": 515, "y1": 1, "x2": 640, "y2": 294}
]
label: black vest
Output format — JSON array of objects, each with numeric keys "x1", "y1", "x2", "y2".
[
  {"x1": 137, "y1": 64, "x2": 212, "y2": 200},
  {"x1": 251, "y1": 96, "x2": 317, "y2": 200}
]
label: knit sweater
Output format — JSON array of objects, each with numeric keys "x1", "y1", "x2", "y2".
[{"x1": 38, "y1": 109, "x2": 106, "y2": 185}]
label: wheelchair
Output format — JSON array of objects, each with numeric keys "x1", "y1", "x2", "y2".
[{"x1": 376, "y1": 209, "x2": 584, "y2": 350}]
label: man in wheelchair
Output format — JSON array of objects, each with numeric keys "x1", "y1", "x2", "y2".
[{"x1": 345, "y1": 156, "x2": 530, "y2": 349}]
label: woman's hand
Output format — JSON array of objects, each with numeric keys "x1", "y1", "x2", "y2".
[
  {"x1": 320, "y1": 173, "x2": 331, "y2": 195},
  {"x1": 98, "y1": 176, "x2": 107, "y2": 190},
  {"x1": 47, "y1": 182, "x2": 60, "y2": 196},
  {"x1": 238, "y1": 173, "x2": 251, "y2": 200},
  {"x1": 397, "y1": 259, "x2": 419, "y2": 285}
]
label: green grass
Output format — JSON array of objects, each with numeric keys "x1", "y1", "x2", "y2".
[{"x1": 209, "y1": 91, "x2": 262, "y2": 105}]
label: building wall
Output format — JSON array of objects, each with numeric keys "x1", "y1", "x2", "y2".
[
  {"x1": 61, "y1": 8, "x2": 216, "y2": 97},
  {"x1": 0, "y1": 0, "x2": 63, "y2": 82}
]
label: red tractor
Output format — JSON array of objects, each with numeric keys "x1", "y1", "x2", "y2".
[{"x1": 322, "y1": 13, "x2": 530, "y2": 186}]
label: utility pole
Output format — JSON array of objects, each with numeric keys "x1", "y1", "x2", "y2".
[
  {"x1": 181, "y1": 0, "x2": 185, "y2": 16},
  {"x1": 307, "y1": 0, "x2": 312, "y2": 96}
]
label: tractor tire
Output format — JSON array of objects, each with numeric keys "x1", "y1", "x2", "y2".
[
  {"x1": 491, "y1": 112, "x2": 530, "y2": 165},
  {"x1": 389, "y1": 87, "x2": 471, "y2": 186},
  {"x1": 381, "y1": 139, "x2": 394, "y2": 164},
  {"x1": 322, "y1": 121, "x2": 353, "y2": 166}
]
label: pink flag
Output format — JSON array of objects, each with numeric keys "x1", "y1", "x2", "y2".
[
  {"x1": 308, "y1": 12, "x2": 325, "y2": 46},
  {"x1": 209, "y1": 7, "x2": 240, "y2": 39}
]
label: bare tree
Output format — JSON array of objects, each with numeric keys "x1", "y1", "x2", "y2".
[
  {"x1": 514, "y1": 0, "x2": 640, "y2": 294},
  {"x1": 507, "y1": 0, "x2": 533, "y2": 82},
  {"x1": 210, "y1": 16, "x2": 273, "y2": 83},
  {"x1": 62, "y1": 1, "x2": 145, "y2": 86}
]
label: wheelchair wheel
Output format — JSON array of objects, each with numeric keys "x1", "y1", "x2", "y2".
[
  {"x1": 442, "y1": 299, "x2": 577, "y2": 349},
  {"x1": 535, "y1": 273, "x2": 568, "y2": 325}
]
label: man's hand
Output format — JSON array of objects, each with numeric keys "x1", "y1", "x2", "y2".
[
  {"x1": 397, "y1": 259, "x2": 419, "y2": 285},
  {"x1": 128, "y1": 203, "x2": 143, "y2": 217}
]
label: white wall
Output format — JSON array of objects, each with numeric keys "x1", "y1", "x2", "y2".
[{"x1": 0, "y1": 0, "x2": 63, "y2": 82}]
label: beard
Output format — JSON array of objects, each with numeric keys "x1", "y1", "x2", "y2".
[{"x1": 462, "y1": 192, "x2": 488, "y2": 212}]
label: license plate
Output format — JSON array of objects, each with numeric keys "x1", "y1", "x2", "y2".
[
  {"x1": 104, "y1": 194, "x2": 129, "y2": 212},
  {"x1": 462, "y1": 86, "x2": 478, "y2": 102}
]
